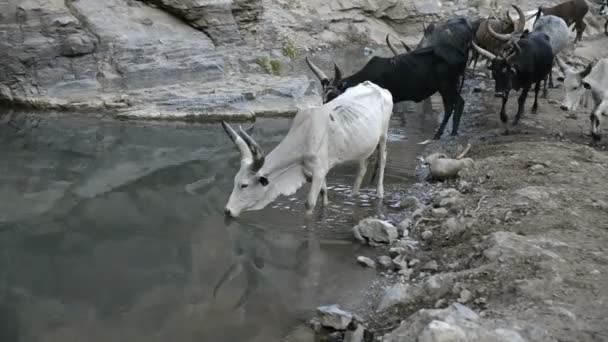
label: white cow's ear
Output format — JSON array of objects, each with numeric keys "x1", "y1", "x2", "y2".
[
  {"x1": 583, "y1": 82, "x2": 591, "y2": 90},
  {"x1": 259, "y1": 176, "x2": 269, "y2": 186}
]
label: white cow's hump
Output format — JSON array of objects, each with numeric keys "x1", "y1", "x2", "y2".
[{"x1": 588, "y1": 58, "x2": 608, "y2": 89}]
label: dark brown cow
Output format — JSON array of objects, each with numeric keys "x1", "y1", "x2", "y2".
[{"x1": 536, "y1": 0, "x2": 589, "y2": 42}]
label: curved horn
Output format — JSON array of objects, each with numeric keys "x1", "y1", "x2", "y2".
[
  {"x1": 305, "y1": 57, "x2": 329, "y2": 82},
  {"x1": 386, "y1": 34, "x2": 400, "y2": 56},
  {"x1": 238, "y1": 126, "x2": 265, "y2": 172},
  {"x1": 487, "y1": 18, "x2": 512, "y2": 42},
  {"x1": 333, "y1": 62, "x2": 343, "y2": 81},
  {"x1": 472, "y1": 42, "x2": 497, "y2": 61},
  {"x1": 512, "y1": 5, "x2": 526, "y2": 32},
  {"x1": 580, "y1": 61, "x2": 595, "y2": 78},
  {"x1": 222, "y1": 121, "x2": 253, "y2": 161},
  {"x1": 401, "y1": 40, "x2": 412, "y2": 52},
  {"x1": 555, "y1": 57, "x2": 568, "y2": 74}
]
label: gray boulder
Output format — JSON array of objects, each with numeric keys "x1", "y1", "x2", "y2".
[
  {"x1": 353, "y1": 218, "x2": 398, "y2": 245},
  {"x1": 316, "y1": 305, "x2": 353, "y2": 330}
]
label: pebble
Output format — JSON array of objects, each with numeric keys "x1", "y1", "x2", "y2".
[
  {"x1": 316, "y1": 305, "x2": 353, "y2": 330},
  {"x1": 392, "y1": 255, "x2": 409, "y2": 270},
  {"x1": 458, "y1": 289, "x2": 472, "y2": 304},
  {"x1": 530, "y1": 164, "x2": 545, "y2": 171},
  {"x1": 376, "y1": 255, "x2": 393, "y2": 269},
  {"x1": 357, "y1": 256, "x2": 376, "y2": 268},
  {"x1": 431, "y1": 207, "x2": 449, "y2": 217},
  {"x1": 408, "y1": 258, "x2": 420, "y2": 267},
  {"x1": 389, "y1": 247, "x2": 407, "y2": 257},
  {"x1": 421, "y1": 260, "x2": 439, "y2": 272},
  {"x1": 421, "y1": 230, "x2": 433, "y2": 240},
  {"x1": 434, "y1": 298, "x2": 448, "y2": 308}
]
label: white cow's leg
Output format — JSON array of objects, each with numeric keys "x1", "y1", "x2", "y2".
[
  {"x1": 352, "y1": 159, "x2": 368, "y2": 196},
  {"x1": 306, "y1": 173, "x2": 325, "y2": 215},
  {"x1": 376, "y1": 135, "x2": 387, "y2": 198},
  {"x1": 320, "y1": 179, "x2": 329, "y2": 205}
]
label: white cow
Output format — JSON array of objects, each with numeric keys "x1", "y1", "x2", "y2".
[
  {"x1": 222, "y1": 81, "x2": 394, "y2": 217},
  {"x1": 556, "y1": 58, "x2": 608, "y2": 141}
]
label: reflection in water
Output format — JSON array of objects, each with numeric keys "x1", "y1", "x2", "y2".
[{"x1": 0, "y1": 103, "x2": 434, "y2": 342}]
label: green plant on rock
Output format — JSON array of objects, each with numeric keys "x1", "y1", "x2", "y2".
[
  {"x1": 256, "y1": 57, "x2": 281, "y2": 76},
  {"x1": 282, "y1": 39, "x2": 298, "y2": 60}
]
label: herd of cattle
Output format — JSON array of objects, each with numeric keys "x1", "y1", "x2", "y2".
[{"x1": 222, "y1": 0, "x2": 608, "y2": 217}]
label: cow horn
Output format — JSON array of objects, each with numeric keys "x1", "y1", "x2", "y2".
[
  {"x1": 580, "y1": 60, "x2": 595, "y2": 78},
  {"x1": 555, "y1": 57, "x2": 568, "y2": 74},
  {"x1": 487, "y1": 18, "x2": 512, "y2": 42},
  {"x1": 401, "y1": 40, "x2": 412, "y2": 52},
  {"x1": 472, "y1": 42, "x2": 497, "y2": 61},
  {"x1": 222, "y1": 121, "x2": 253, "y2": 162},
  {"x1": 386, "y1": 34, "x2": 400, "y2": 56},
  {"x1": 238, "y1": 125, "x2": 265, "y2": 172},
  {"x1": 334, "y1": 62, "x2": 343, "y2": 81},
  {"x1": 305, "y1": 57, "x2": 329, "y2": 82},
  {"x1": 512, "y1": 5, "x2": 526, "y2": 32}
]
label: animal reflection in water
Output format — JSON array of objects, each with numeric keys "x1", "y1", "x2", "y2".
[{"x1": 213, "y1": 221, "x2": 321, "y2": 314}]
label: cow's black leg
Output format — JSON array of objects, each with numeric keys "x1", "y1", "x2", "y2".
[
  {"x1": 532, "y1": 81, "x2": 541, "y2": 114},
  {"x1": 548, "y1": 67, "x2": 555, "y2": 89},
  {"x1": 434, "y1": 90, "x2": 454, "y2": 139},
  {"x1": 499, "y1": 94, "x2": 509, "y2": 124},
  {"x1": 451, "y1": 93, "x2": 465, "y2": 136},
  {"x1": 575, "y1": 21, "x2": 586, "y2": 42},
  {"x1": 513, "y1": 86, "x2": 530, "y2": 126}
]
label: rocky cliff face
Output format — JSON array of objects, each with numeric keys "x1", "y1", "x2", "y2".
[{"x1": 0, "y1": 0, "x2": 605, "y2": 119}]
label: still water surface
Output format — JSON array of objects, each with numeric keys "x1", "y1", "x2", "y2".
[{"x1": 0, "y1": 104, "x2": 435, "y2": 342}]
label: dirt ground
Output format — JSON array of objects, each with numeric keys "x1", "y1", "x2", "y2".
[{"x1": 353, "y1": 36, "x2": 608, "y2": 341}]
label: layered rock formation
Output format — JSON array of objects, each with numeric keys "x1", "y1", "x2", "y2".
[{"x1": 0, "y1": 0, "x2": 605, "y2": 119}]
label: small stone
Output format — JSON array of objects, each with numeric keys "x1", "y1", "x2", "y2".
[
  {"x1": 421, "y1": 230, "x2": 433, "y2": 240},
  {"x1": 431, "y1": 207, "x2": 448, "y2": 217},
  {"x1": 389, "y1": 247, "x2": 407, "y2": 257},
  {"x1": 353, "y1": 218, "x2": 398, "y2": 245},
  {"x1": 590, "y1": 269, "x2": 601, "y2": 275},
  {"x1": 412, "y1": 207, "x2": 425, "y2": 219},
  {"x1": 530, "y1": 164, "x2": 545, "y2": 171},
  {"x1": 474, "y1": 297, "x2": 487, "y2": 305},
  {"x1": 397, "y1": 218, "x2": 411, "y2": 237},
  {"x1": 400, "y1": 195, "x2": 422, "y2": 210},
  {"x1": 316, "y1": 305, "x2": 353, "y2": 330},
  {"x1": 357, "y1": 256, "x2": 376, "y2": 268},
  {"x1": 392, "y1": 255, "x2": 408, "y2": 270},
  {"x1": 434, "y1": 298, "x2": 448, "y2": 308},
  {"x1": 408, "y1": 259, "x2": 420, "y2": 267},
  {"x1": 421, "y1": 260, "x2": 439, "y2": 272},
  {"x1": 458, "y1": 289, "x2": 472, "y2": 304},
  {"x1": 377, "y1": 255, "x2": 393, "y2": 269}
]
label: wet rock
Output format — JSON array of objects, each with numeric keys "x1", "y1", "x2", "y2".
[
  {"x1": 377, "y1": 255, "x2": 394, "y2": 269},
  {"x1": 316, "y1": 305, "x2": 353, "y2": 330},
  {"x1": 357, "y1": 256, "x2": 376, "y2": 268},
  {"x1": 400, "y1": 195, "x2": 422, "y2": 210},
  {"x1": 421, "y1": 260, "x2": 439, "y2": 272},
  {"x1": 353, "y1": 218, "x2": 398, "y2": 245},
  {"x1": 60, "y1": 33, "x2": 97, "y2": 57},
  {"x1": 397, "y1": 218, "x2": 412, "y2": 237},
  {"x1": 377, "y1": 283, "x2": 411, "y2": 312},
  {"x1": 389, "y1": 247, "x2": 407, "y2": 258},
  {"x1": 421, "y1": 230, "x2": 433, "y2": 240},
  {"x1": 392, "y1": 255, "x2": 409, "y2": 270},
  {"x1": 409, "y1": 259, "x2": 420, "y2": 267}
]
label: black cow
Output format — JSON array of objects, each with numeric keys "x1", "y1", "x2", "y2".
[
  {"x1": 306, "y1": 17, "x2": 474, "y2": 139},
  {"x1": 472, "y1": 23, "x2": 554, "y2": 127}
]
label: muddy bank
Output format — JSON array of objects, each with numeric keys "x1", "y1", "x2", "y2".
[{"x1": 307, "y1": 37, "x2": 608, "y2": 341}]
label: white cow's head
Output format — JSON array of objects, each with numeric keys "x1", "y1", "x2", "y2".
[
  {"x1": 222, "y1": 121, "x2": 270, "y2": 217},
  {"x1": 556, "y1": 58, "x2": 594, "y2": 111},
  {"x1": 588, "y1": 85, "x2": 607, "y2": 141}
]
